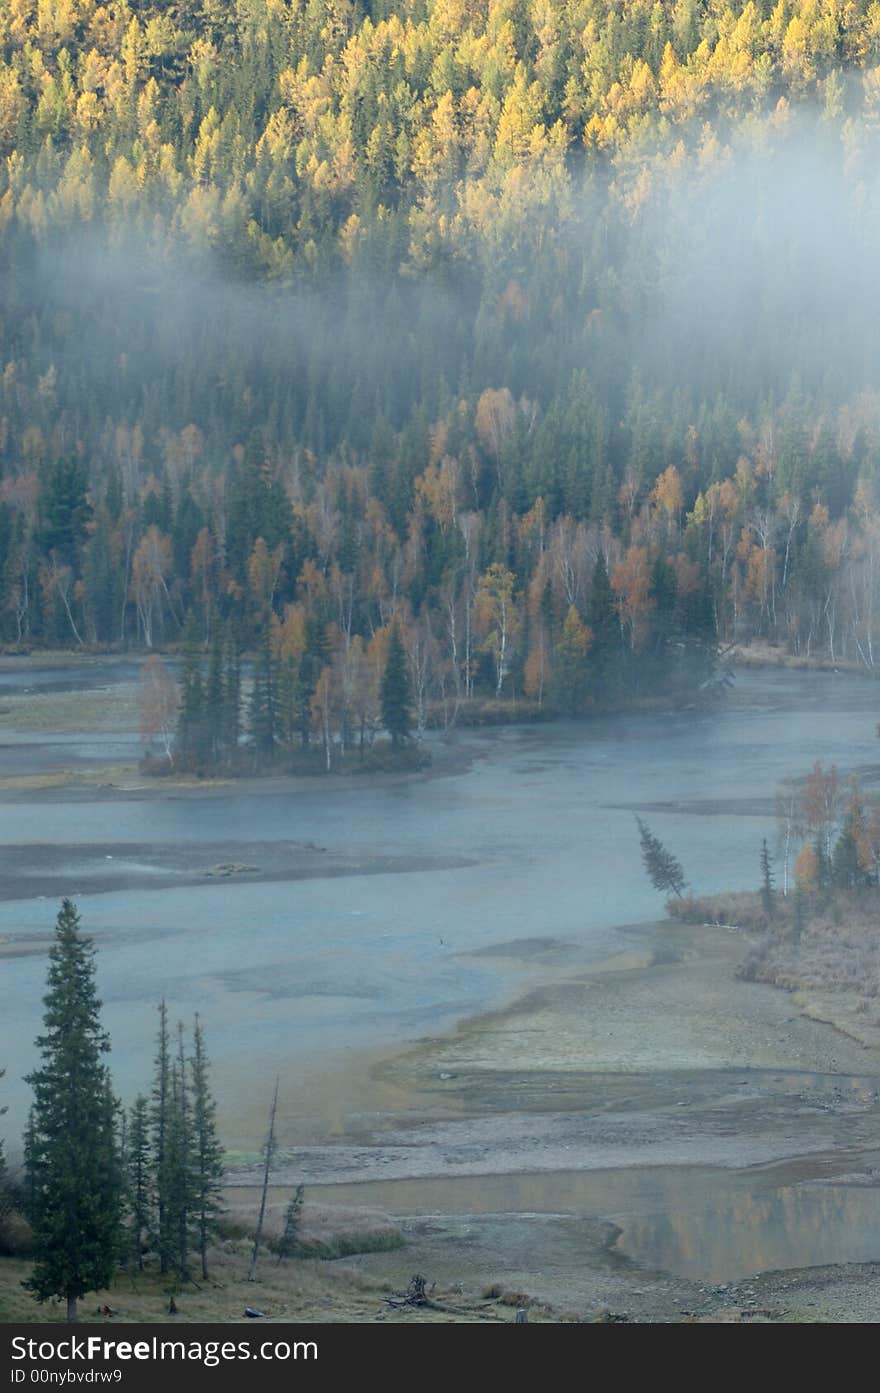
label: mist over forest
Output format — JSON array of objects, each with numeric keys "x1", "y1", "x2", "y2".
[{"x1": 4, "y1": 1, "x2": 880, "y2": 742}]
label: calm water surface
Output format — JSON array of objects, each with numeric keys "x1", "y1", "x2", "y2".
[{"x1": 1, "y1": 666, "x2": 878, "y2": 1144}]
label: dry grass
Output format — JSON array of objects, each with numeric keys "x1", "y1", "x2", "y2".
[
  {"x1": 726, "y1": 640, "x2": 864, "y2": 672},
  {"x1": 739, "y1": 910, "x2": 880, "y2": 1002},
  {"x1": 0, "y1": 1195, "x2": 407, "y2": 1324},
  {"x1": 673, "y1": 891, "x2": 773, "y2": 932},
  {"x1": 679, "y1": 888, "x2": 880, "y2": 1025},
  {"x1": 0, "y1": 686, "x2": 140, "y2": 734},
  {"x1": 0, "y1": 1241, "x2": 401, "y2": 1324},
  {"x1": 0, "y1": 765, "x2": 139, "y2": 794}
]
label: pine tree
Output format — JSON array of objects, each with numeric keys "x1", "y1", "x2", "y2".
[
  {"x1": 636, "y1": 817, "x2": 687, "y2": 899},
  {"x1": 223, "y1": 621, "x2": 242, "y2": 762},
  {"x1": 295, "y1": 615, "x2": 327, "y2": 750},
  {"x1": 190, "y1": 1016, "x2": 225, "y2": 1280},
  {"x1": 24, "y1": 900, "x2": 123, "y2": 1323},
  {"x1": 205, "y1": 628, "x2": 224, "y2": 764},
  {"x1": 760, "y1": 838, "x2": 776, "y2": 917},
  {"x1": 586, "y1": 551, "x2": 619, "y2": 699},
  {"x1": 249, "y1": 624, "x2": 278, "y2": 762},
  {"x1": 165, "y1": 1024, "x2": 194, "y2": 1282},
  {"x1": 127, "y1": 1096, "x2": 151, "y2": 1273},
  {"x1": 381, "y1": 623, "x2": 413, "y2": 747},
  {"x1": 832, "y1": 792, "x2": 868, "y2": 890},
  {"x1": 176, "y1": 612, "x2": 206, "y2": 766},
  {"x1": 276, "y1": 1185, "x2": 304, "y2": 1263},
  {"x1": 151, "y1": 1000, "x2": 173, "y2": 1276}
]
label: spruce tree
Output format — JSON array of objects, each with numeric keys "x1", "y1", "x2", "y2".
[
  {"x1": 249, "y1": 625, "x2": 278, "y2": 761},
  {"x1": 151, "y1": 1000, "x2": 173, "y2": 1275},
  {"x1": 223, "y1": 621, "x2": 242, "y2": 762},
  {"x1": 587, "y1": 552, "x2": 618, "y2": 697},
  {"x1": 176, "y1": 612, "x2": 206, "y2": 766},
  {"x1": 205, "y1": 628, "x2": 224, "y2": 765},
  {"x1": 760, "y1": 839, "x2": 776, "y2": 917},
  {"x1": 165, "y1": 1024, "x2": 194, "y2": 1282},
  {"x1": 276, "y1": 1185, "x2": 305, "y2": 1263},
  {"x1": 381, "y1": 623, "x2": 413, "y2": 747},
  {"x1": 832, "y1": 796, "x2": 867, "y2": 890},
  {"x1": 295, "y1": 615, "x2": 327, "y2": 749},
  {"x1": 190, "y1": 1016, "x2": 225, "y2": 1280},
  {"x1": 127, "y1": 1096, "x2": 151, "y2": 1273},
  {"x1": 636, "y1": 817, "x2": 687, "y2": 899},
  {"x1": 24, "y1": 900, "x2": 123, "y2": 1322}
]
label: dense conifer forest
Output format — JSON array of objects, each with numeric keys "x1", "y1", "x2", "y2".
[{"x1": 3, "y1": 0, "x2": 880, "y2": 756}]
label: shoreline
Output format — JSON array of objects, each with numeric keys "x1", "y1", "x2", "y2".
[
  {"x1": 238, "y1": 916, "x2": 880, "y2": 1187},
  {"x1": 215, "y1": 914, "x2": 880, "y2": 1318}
]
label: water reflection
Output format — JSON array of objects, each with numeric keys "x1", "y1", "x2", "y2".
[
  {"x1": 309, "y1": 1166, "x2": 880, "y2": 1283},
  {"x1": 617, "y1": 1182, "x2": 880, "y2": 1282}
]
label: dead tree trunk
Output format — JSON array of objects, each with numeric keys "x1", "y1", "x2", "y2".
[{"x1": 248, "y1": 1077, "x2": 279, "y2": 1282}]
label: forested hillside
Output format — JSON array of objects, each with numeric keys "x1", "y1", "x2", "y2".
[{"x1": 3, "y1": 0, "x2": 880, "y2": 748}]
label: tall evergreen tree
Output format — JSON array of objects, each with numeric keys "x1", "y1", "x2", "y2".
[
  {"x1": 37, "y1": 461, "x2": 92, "y2": 565},
  {"x1": 832, "y1": 793, "x2": 868, "y2": 890},
  {"x1": 151, "y1": 1000, "x2": 173, "y2": 1276},
  {"x1": 276, "y1": 1185, "x2": 305, "y2": 1263},
  {"x1": 249, "y1": 624, "x2": 278, "y2": 761},
  {"x1": 176, "y1": 612, "x2": 206, "y2": 766},
  {"x1": 190, "y1": 1016, "x2": 225, "y2": 1280},
  {"x1": 24, "y1": 900, "x2": 123, "y2": 1323},
  {"x1": 165, "y1": 1024, "x2": 194, "y2": 1282},
  {"x1": 222, "y1": 621, "x2": 242, "y2": 761},
  {"x1": 586, "y1": 552, "x2": 618, "y2": 699},
  {"x1": 760, "y1": 838, "x2": 776, "y2": 916},
  {"x1": 635, "y1": 817, "x2": 687, "y2": 899},
  {"x1": 205, "y1": 628, "x2": 225, "y2": 762},
  {"x1": 127, "y1": 1096, "x2": 151, "y2": 1273},
  {"x1": 381, "y1": 623, "x2": 413, "y2": 747}
]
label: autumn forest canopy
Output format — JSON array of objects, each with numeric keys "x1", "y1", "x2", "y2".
[{"x1": 4, "y1": 0, "x2": 880, "y2": 751}]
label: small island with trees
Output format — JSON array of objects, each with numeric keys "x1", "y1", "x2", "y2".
[
  {"x1": 141, "y1": 613, "x2": 429, "y2": 777},
  {"x1": 638, "y1": 760, "x2": 880, "y2": 1047}
]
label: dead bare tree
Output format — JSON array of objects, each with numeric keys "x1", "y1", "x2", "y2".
[{"x1": 248, "y1": 1077, "x2": 279, "y2": 1282}]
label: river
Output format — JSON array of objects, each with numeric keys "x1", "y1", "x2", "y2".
[{"x1": 1, "y1": 663, "x2": 878, "y2": 1153}]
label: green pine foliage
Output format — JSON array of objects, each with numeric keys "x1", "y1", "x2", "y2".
[
  {"x1": 636, "y1": 817, "x2": 687, "y2": 900},
  {"x1": 760, "y1": 839, "x2": 776, "y2": 917},
  {"x1": 190, "y1": 1016, "x2": 225, "y2": 1282},
  {"x1": 276, "y1": 1185, "x2": 305, "y2": 1264},
  {"x1": 127, "y1": 1096, "x2": 151, "y2": 1274},
  {"x1": 381, "y1": 624, "x2": 413, "y2": 747},
  {"x1": 23, "y1": 900, "x2": 124, "y2": 1322},
  {"x1": 165, "y1": 1025, "x2": 194, "y2": 1283},
  {"x1": 151, "y1": 999, "x2": 173, "y2": 1277}
]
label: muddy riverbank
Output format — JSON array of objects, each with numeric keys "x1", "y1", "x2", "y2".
[{"x1": 222, "y1": 918, "x2": 880, "y2": 1320}]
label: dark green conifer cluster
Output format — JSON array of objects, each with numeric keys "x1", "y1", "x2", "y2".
[{"x1": 17, "y1": 901, "x2": 226, "y2": 1318}]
